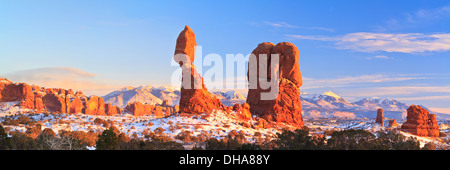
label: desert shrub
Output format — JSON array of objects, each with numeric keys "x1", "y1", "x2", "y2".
[
  {"x1": 323, "y1": 129, "x2": 334, "y2": 136},
  {"x1": 327, "y1": 129, "x2": 376, "y2": 150},
  {"x1": 118, "y1": 132, "x2": 130, "y2": 143},
  {"x1": 26, "y1": 126, "x2": 42, "y2": 139},
  {"x1": 37, "y1": 131, "x2": 87, "y2": 150},
  {"x1": 176, "y1": 130, "x2": 193, "y2": 142},
  {"x1": 191, "y1": 144, "x2": 203, "y2": 150},
  {"x1": 205, "y1": 138, "x2": 227, "y2": 150},
  {"x1": 94, "y1": 118, "x2": 109, "y2": 128},
  {"x1": 41, "y1": 128, "x2": 56, "y2": 137},
  {"x1": 422, "y1": 142, "x2": 437, "y2": 150},
  {"x1": 109, "y1": 125, "x2": 120, "y2": 136},
  {"x1": 373, "y1": 131, "x2": 420, "y2": 150},
  {"x1": 8, "y1": 131, "x2": 40, "y2": 150},
  {"x1": 96, "y1": 128, "x2": 119, "y2": 150},
  {"x1": 17, "y1": 115, "x2": 31, "y2": 124},
  {"x1": 154, "y1": 127, "x2": 165, "y2": 135},
  {"x1": 238, "y1": 143, "x2": 261, "y2": 150},
  {"x1": 0, "y1": 125, "x2": 11, "y2": 150},
  {"x1": 273, "y1": 128, "x2": 326, "y2": 150}
]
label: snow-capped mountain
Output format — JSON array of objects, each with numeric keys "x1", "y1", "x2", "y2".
[
  {"x1": 301, "y1": 91, "x2": 411, "y2": 120},
  {"x1": 103, "y1": 85, "x2": 180, "y2": 108},
  {"x1": 213, "y1": 91, "x2": 246, "y2": 106},
  {"x1": 300, "y1": 91, "x2": 450, "y2": 120}
]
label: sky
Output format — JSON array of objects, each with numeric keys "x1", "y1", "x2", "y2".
[{"x1": 1, "y1": 0, "x2": 450, "y2": 112}]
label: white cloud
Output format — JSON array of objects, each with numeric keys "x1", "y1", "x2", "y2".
[
  {"x1": 302, "y1": 74, "x2": 425, "y2": 90},
  {"x1": 287, "y1": 32, "x2": 450, "y2": 53},
  {"x1": 376, "y1": 5, "x2": 450, "y2": 31},
  {"x1": 429, "y1": 108, "x2": 450, "y2": 114},
  {"x1": 396, "y1": 95, "x2": 450, "y2": 101},
  {"x1": 408, "y1": 5, "x2": 450, "y2": 22},
  {"x1": 263, "y1": 21, "x2": 299, "y2": 28},
  {"x1": 340, "y1": 85, "x2": 450, "y2": 97},
  {"x1": 263, "y1": 21, "x2": 334, "y2": 32},
  {"x1": 367, "y1": 55, "x2": 391, "y2": 60}
]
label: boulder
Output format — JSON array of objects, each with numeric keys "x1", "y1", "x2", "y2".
[{"x1": 401, "y1": 105, "x2": 439, "y2": 137}]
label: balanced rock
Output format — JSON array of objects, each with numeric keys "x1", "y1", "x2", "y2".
[
  {"x1": 174, "y1": 26, "x2": 224, "y2": 114},
  {"x1": 246, "y1": 42, "x2": 304, "y2": 128},
  {"x1": 401, "y1": 105, "x2": 439, "y2": 137}
]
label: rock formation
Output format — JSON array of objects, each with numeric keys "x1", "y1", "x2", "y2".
[
  {"x1": 376, "y1": 108, "x2": 383, "y2": 126},
  {"x1": 67, "y1": 97, "x2": 83, "y2": 114},
  {"x1": 85, "y1": 96, "x2": 106, "y2": 115},
  {"x1": 246, "y1": 42, "x2": 304, "y2": 128},
  {"x1": 388, "y1": 119, "x2": 398, "y2": 128},
  {"x1": 125, "y1": 102, "x2": 175, "y2": 117},
  {"x1": 174, "y1": 26, "x2": 224, "y2": 114},
  {"x1": 105, "y1": 103, "x2": 121, "y2": 116},
  {"x1": 401, "y1": 105, "x2": 439, "y2": 137},
  {"x1": 232, "y1": 103, "x2": 252, "y2": 121},
  {"x1": 43, "y1": 93, "x2": 66, "y2": 113}
]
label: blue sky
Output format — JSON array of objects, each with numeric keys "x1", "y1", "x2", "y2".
[{"x1": 1, "y1": 0, "x2": 450, "y2": 112}]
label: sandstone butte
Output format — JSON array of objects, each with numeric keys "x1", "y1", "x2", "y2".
[
  {"x1": 401, "y1": 105, "x2": 439, "y2": 137},
  {"x1": 174, "y1": 25, "x2": 225, "y2": 114},
  {"x1": 375, "y1": 108, "x2": 383, "y2": 126},
  {"x1": 246, "y1": 42, "x2": 304, "y2": 128},
  {"x1": 124, "y1": 102, "x2": 176, "y2": 118},
  {"x1": 0, "y1": 77, "x2": 123, "y2": 117}
]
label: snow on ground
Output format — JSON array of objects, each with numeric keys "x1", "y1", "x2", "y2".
[
  {"x1": 0, "y1": 102, "x2": 282, "y2": 147},
  {"x1": 1, "y1": 102, "x2": 449, "y2": 149}
]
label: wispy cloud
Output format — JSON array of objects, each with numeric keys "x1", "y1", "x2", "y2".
[
  {"x1": 396, "y1": 95, "x2": 450, "y2": 101},
  {"x1": 262, "y1": 21, "x2": 334, "y2": 32},
  {"x1": 376, "y1": 5, "x2": 450, "y2": 31},
  {"x1": 429, "y1": 107, "x2": 450, "y2": 114},
  {"x1": 366, "y1": 55, "x2": 391, "y2": 60},
  {"x1": 406, "y1": 5, "x2": 450, "y2": 23},
  {"x1": 287, "y1": 32, "x2": 450, "y2": 53},
  {"x1": 340, "y1": 85, "x2": 450, "y2": 97},
  {"x1": 3, "y1": 67, "x2": 121, "y2": 96},
  {"x1": 302, "y1": 74, "x2": 426, "y2": 90}
]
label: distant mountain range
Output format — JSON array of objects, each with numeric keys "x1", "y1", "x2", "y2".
[
  {"x1": 301, "y1": 91, "x2": 450, "y2": 120},
  {"x1": 103, "y1": 86, "x2": 180, "y2": 108},
  {"x1": 102, "y1": 86, "x2": 246, "y2": 108},
  {"x1": 103, "y1": 86, "x2": 450, "y2": 120}
]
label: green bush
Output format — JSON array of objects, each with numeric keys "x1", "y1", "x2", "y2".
[
  {"x1": 273, "y1": 128, "x2": 326, "y2": 150},
  {"x1": 96, "y1": 128, "x2": 119, "y2": 150}
]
